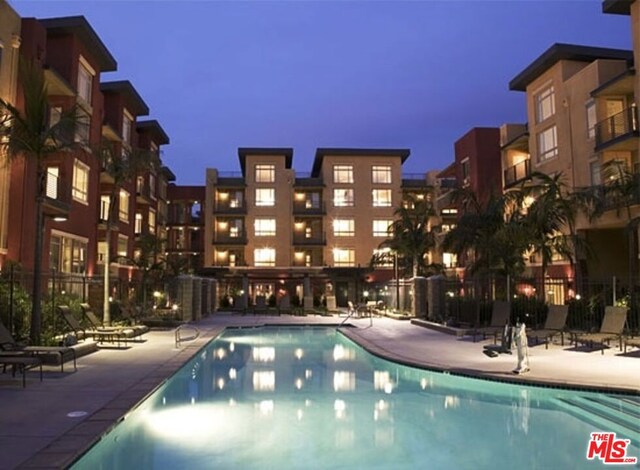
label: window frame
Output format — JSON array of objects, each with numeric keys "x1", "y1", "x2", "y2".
[
  {"x1": 333, "y1": 219, "x2": 355, "y2": 237},
  {"x1": 333, "y1": 188, "x2": 354, "y2": 207},
  {"x1": 537, "y1": 125, "x2": 558, "y2": 162},
  {"x1": 255, "y1": 218, "x2": 276, "y2": 237},
  {"x1": 255, "y1": 164, "x2": 275, "y2": 183},
  {"x1": 333, "y1": 165, "x2": 354, "y2": 184},
  {"x1": 254, "y1": 247, "x2": 276, "y2": 267},
  {"x1": 371, "y1": 165, "x2": 392, "y2": 184},
  {"x1": 372, "y1": 189, "x2": 392, "y2": 207},
  {"x1": 333, "y1": 247, "x2": 355, "y2": 267},
  {"x1": 72, "y1": 159, "x2": 90, "y2": 204},
  {"x1": 373, "y1": 219, "x2": 393, "y2": 237},
  {"x1": 255, "y1": 188, "x2": 275, "y2": 207},
  {"x1": 119, "y1": 189, "x2": 130, "y2": 222},
  {"x1": 77, "y1": 56, "x2": 94, "y2": 105},
  {"x1": 535, "y1": 83, "x2": 555, "y2": 123}
]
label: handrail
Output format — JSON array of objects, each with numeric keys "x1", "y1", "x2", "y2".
[
  {"x1": 175, "y1": 324, "x2": 200, "y2": 348},
  {"x1": 339, "y1": 305, "x2": 373, "y2": 327}
]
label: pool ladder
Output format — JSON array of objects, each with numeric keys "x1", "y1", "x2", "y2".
[{"x1": 175, "y1": 324, "x2": 200, "y2": 348}]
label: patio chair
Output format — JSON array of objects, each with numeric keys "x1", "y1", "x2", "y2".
[
  {"x1": 0, "y1": 321, "x2": 76, "y2": 372},
  {"x1": 80, "y1": 303, "x2": 146, "y2": 339},
  {"x1": 622, "y1": 336, "x2": 640, "y2": 354},
  {"x1": 0, "y1": 355, "x2": 42, "y2": 387},
  {"x1": 57, "y1": 305, "x2": 126, "y2": 347},
  {"x1": 571, "y1": 306, "x2": 628, "y2": 355},
  {"x1": 472, "y1": 301, "x2": 511, "y2": 343},
  {"x1": 526, "y1": 304, "x2": 569, "y2": 349}
]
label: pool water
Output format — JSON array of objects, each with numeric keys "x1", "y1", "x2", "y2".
[{"x1": 73, "y1": 327, "x2": 639, "y2": 469}]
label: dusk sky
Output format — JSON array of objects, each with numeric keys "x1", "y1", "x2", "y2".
[{"x1": 9, "y1": 0, "x2": 633, "y2": 185}]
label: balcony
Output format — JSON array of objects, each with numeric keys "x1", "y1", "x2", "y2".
[
  {"x1": 292, "y1": 251, "x2": 324, "y2": 267},
  {"x1": 216, "y1": 172, "x2": 246, "y2": 188},
  {"x1": 212, "y1": 230, "x2": 248, "y2": 245},
  {"x1": 292, "y1": 200, "x2": 325, "y2": 215},
  {"x1": 42, "y1": 171, "x2": 71, "y2": 218},
  {"x1": 595, "y1": 105, "x2": 639, "y2": 151},
  {"x1": 292, "y1": 232, "x2": 326, "y2": 245},
  {"x1": 294, "y1": 175, "x2": 324, "y2": 187},
  {"x1": 214, "y1": 201, "x2": 246, "y2": 214},
  {"x1": 503, "y1": 159, "x2": 531, "y2": 188}
]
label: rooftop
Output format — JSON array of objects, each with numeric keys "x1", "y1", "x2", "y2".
[
  {"x1": 100, "y1": 80, "x2": 150, "y2": 117},
  {"x1": 311, "y1": 148, "x2": 411, "y2": 177}
]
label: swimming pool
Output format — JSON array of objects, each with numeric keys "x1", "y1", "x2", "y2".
[{"x1": 72, "y1": 327, "x2": 639, "y2": 469}]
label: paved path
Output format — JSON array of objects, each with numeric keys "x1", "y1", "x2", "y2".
[{"x1": 0, "y1": 313, "x2": 637, "y2": 469}]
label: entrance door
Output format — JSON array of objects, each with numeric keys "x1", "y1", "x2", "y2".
[{"x1": 335, "y1": 281, "x2": 349, "y2": 308}]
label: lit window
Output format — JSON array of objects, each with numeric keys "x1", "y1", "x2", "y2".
[
  {"x1": 117, "y1": 235, "x2": 128, "y2": 258},
  {"x1": 333, "y1": 248, "x2": 355, "y2": 267},
  {"x1": 97, "y1": 241, "x2": 107, "y2": 264},
  {"x1": 255, "y1": 218, "x2": 276, "y2": 236},
  {"x1": 77, "y1": 57, "x2": 94, "y2": 105},
  {"x1": 373, "y1": 220, "x2": 393, "y2": 237},
  {"x1": 333, "y1": 165, "x2": 354, "y2": 184},
  {"x1": 135, "y1": 212, "x2": 143, "y2": 234},
  {"x1": 333, "y1": 219, "x2": 354, "y2": 237},
  {"x1": 122, "y1": 109, "x2": 132, "y2": 144},
  {"x1": 333, "y1": 188, "x2": 354, "y2": 207},
  {"x1": 49, "y1": 106, "x2": 62, "y2": 129},
  {"x1": 443, "y1": 253, "x2": 457, "y2": 268},
  {"x1": 149, "y1": 173, "x2": 156, "y2": 200},
  {"x1": 372, "y1": 165, "x2": 392, "y2": 184},
  {"x1": 461, "y1": 158, "x2": 470, "y2": 185},
  {"x1": 535, "y1": 84, "x2": 555, "y2": 123},
  {"x1": 74, "y1": 108, "x2": 90, "y2": 144},
  {"x1": 254, "y1": 248, "x2": 275, "y2": 267},
  {"x1": 537, "y1": 126, "x2": 558, "y2": 162},
  {"x1": 72, "y1": 159, "x2": 89, "y2": 204},
  {"x1": 440, "y1": 224, "x2": 456, "y2": 233},
  {"x1": 100, "y1": 195, "x2": 110, "y2": 221},
  {"x1": 586, "y1": 100, "x2": 596, "y2": 139},
  {"x1": 255, "y1": 164, "x2": 275, "y2": 183},
  {"x1": 149, "y1": 209, "x2": 156, "y2": 234},
  {"x1": 590, "y1": 160, "x2": 601, "y2": 186},
  {"x1": 50, "y1": 234, "x2": 87, "y2": 274},
  {"x1": 45, "y1": 167, "x2": 59, "y2": 199},
  {"x1": 372, "y1": 189, "x2": 392, "y2": 207},
  {"x1": 119, "y1": 189, "x2": 130, "y2": 222},
  {"x1": 373, "y1": 249, "x2": 393, "y2": 267},
  {"x1": 255, "y1": 188, "x2": 275, "y2": 207},
  {"x1": 441, "y1": 208, "x2": 458, "y2": 215}
]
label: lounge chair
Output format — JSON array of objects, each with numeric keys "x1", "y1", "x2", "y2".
[
  {"x1": 526, "y1": 304, "x2": 569, "y2": 349},
  {"x1": 0, "y1": 321, "x2": 76, "y2": 372},
  {"x1": 472, "y1": 301, "x2": 511, "y2": 343},
  {"x1": 571, "y1": 306, "x2": 628, "y2": 355},
  {"x1": 80, "y1": 303, "x2": 147, "y2": 339},
  {"x1": 0, "y1": 356, "x2": 42, "y2": 387},
  {"x1": 622, "y1": 336, "x2": 640, "y2": 354},
  {"x1": 58, "y1": 305, "x2": 126, "y2": 347}
]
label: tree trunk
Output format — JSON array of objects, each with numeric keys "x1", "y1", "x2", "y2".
[{"x1": 30, "y1": 168, "x2": 45, "y2": 344}]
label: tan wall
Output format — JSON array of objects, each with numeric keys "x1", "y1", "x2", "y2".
[
  {"x1": 322, "y1": 154, "x2": 402, "y2": 267},
  {"x1": 204, "y1": 168, "x2": 217, "y2": 267}
]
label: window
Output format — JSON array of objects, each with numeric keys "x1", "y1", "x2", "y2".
[
  {"x1": 373, "y1": 220, "x2": 393, "y2": 237},
  {"x1": 590, "y1": 160, "x2": 602, "y2": 186},
  {"x1": 254, "y1": 248, "x2": 275, "y2": 267},
  {"x1": 443, "y1": 253, "x2": 457, "y2": 268},
  {"x1": 45, "y1": 167, "x2": 59, "y2": 199},
  {"x1": 373, "y1": 249, "x2": 393, "y2": 267},
  {"x1": 100, "y1": 195, "x2": 110, "y2": 221},
  {"x1": 77, "y1": 57, "x2": 94, "y2": 104},
  {"x1": 119, "y1": 189, "x2": 130, "y2": 222},
  {"x1": 372, "y1": 189, "x2": 392, "y2": 207},
  {"x1": 441, "y1": 223, "x2": 456, "y2": 233},
  {"x1": 49, "y1": 234, "x2": 87, "y2": 274},
  {"x1": 255, "y1": 164, "x2": 275, "y2": 183},
  {"x1": 333, "y1": 188, "x2": 354, "y2": 207},
  {"x1": 461, "y1": 158, "x2": 470, "y2": 185},
  {"x1": 372, "y1": 165, "x2": 392, "y2": 184},
  {"x1": 537, "y1": 126, "x2": 558, "y2": 162},
  {"x1": 306, "y1": 192, "x2": 320, "y2": 209},
  {"x1": 586, "y1": 100, "x2": 597, "y2": 139},
  {"x1": 149, "y1": 173, "x2": 156, "y2": 200},
  {"x1": 333, "y1": 248, "x2": 355, "y2": 267},
  {"x1": 333, "y1": 165, "x2": 354, "y2": 184},
  {"x1": 122, "y1": 110, "x2": 132, "y2": 144},
  {"x1": 49, "y1": 106, "x2": 62, "y2": 129},
  {"x1": 135, "y1": 212, "x2": 143, "y2": 234},
  {"x1": 74, "y1": 108, "x2": 90, "y2": 144},
  {"x1": 535, "y1": 84, "x2": 555, "y2": 123},
  {"x1": 149, "y1": 209, "x2": 156, "y2": 234},
  {"x1": 117, "y1": 235, "x2": 128, "y2": 258},
  {"x1": 72, "y1": 159, "x2": 89, "y2": 204},
  {"x1": 97, "y1": 241, "x2": 107, "y2": 264},
  {"x1": 255, "y1": 188, "x2": 275, "y2": 207},
  {"x1": 255, "y1": 218, "x2": 276, "y2": 236},
  {"x1": 333, "y1": 219, "x2": 354, "y2": 237},
  {"x1": 441, "y1": 208, "x2": 458, "y2": 215}
]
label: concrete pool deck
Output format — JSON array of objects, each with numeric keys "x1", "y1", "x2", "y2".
[{"x1": 1, "y1": 312, "x2": 638, "y2": 469}]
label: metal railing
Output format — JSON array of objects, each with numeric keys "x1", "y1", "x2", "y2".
[
  {"x1": 595, "y1": 105, "x2": 638, "y2": 148},
  {"x1": 175, "y1": 324, "x2": 200, "y2": 348},
  {"x1": 503, "y1": 159, "x2": 531, "y2": 187}
]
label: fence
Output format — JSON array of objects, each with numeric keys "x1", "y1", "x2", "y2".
[{"x1": 441, "y1": 275, "x2": 639, "y2": 334}]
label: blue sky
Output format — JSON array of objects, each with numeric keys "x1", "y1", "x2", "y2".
[{"x1": 9, "y1": 0, "x2": 633, "y2": 184}]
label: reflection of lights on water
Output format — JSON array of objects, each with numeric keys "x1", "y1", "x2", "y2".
[
  {"x1": 333, "y1": 344, "x2": 355, "y2": 361},
  {"x1": 217, "y1": 378, "x2": 225, "y2": 390},
  {"x1": 444, "y1": 395, "x2": 460, "y2": 409},
  {"x1": 229, "y1": 342, "x2": 235, "y2": 352},
  {"x1": 305, "y1": 399, "x2": 312, "y2": 407},
  {"x1": 162, "y1": 397, "x2": 166, "y2": 405},
  {"x1": 229, "y1": 368, "x2": 237, "y2": 380},
  {"x1": 374, "y1": 371, "x2": 394, "y2": 393},
  {"x1": 384, "y1": 383, "x2": 394, "y2": 394},
  {"x1": 252, "y1": 347, "x2": 275, "y2": 362},
  {"x1": 374, "y1": 399, "x2": 389, "y2": 421},
  {"x1": 294, "y1": 348, "x2": 304, "y2": 360},
  {"x1": 305, "y1": 369, "x2": 313, "y2": 379},
  {"x1": 258, "y1": 400, "x2": 274, "y2": 415},
  {"x1": 145, "y1": 405, "x2": 231, "y2": 446},
  {"x1": 228, "y1": 398, "x2": 236, "y2": 407},
  {"x1": 334, "y1": 399, "x2": 346, "y2": 419},
  {"x1": 215, "y1": 348, "x2": 226, "y2": 360},
  {"x1": 297, "y1": 409, "x2": 303, "y2": 421},
  {"x1": 191, "y1": 397, "x2": 195, "y2": 405},
  {"x1": 253, "y1": 371, "x2": 275, "y2": 391},
  {"x1": 295, "y1": 378, "x2": 303, "y2": 390},
  {"x1": 420, "y1": 378, "x2": 428, "y2": 390},
  {"x1": 333, "y1": 371, "x2": 356, "y2": 392}
]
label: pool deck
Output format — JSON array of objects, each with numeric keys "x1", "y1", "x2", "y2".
[{"x1": 1, "y1": 312, "x2": 638, "y2": 469}]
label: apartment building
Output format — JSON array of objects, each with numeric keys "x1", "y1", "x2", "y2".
[
  {"x1": 204, "y1": 148, "x2": 412, "y2": 308},
  {"x1": 166, "y1": 184, "x2": 204, "y2": 273},
  {"x1": 0, "y1": 0, "x2": 21, "y2": 268}
]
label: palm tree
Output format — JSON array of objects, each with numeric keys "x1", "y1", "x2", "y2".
[
  {"x1": 0, "y1": 57, "x2": 79, "y2": 343},
  {"x1": 97, "y1": 142, "x2": 156, "y2": 325}
]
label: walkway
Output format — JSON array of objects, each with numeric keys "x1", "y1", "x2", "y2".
[{"x1": 0, "y1": 313, "x2": 637, "y2": 469}]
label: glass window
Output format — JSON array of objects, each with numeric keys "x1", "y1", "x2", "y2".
[
  {"x1": 74, "y1": 108, "x2": 90, "y2": 144},
  {"x1": 72, "y1": 159, "x2": 89, "y2": 203},
  {"x1": 443, "y1": 253, "x2": 457, "y2": 268},
  {"x1": 333, "y1": 188, "x2": 354, "y2": 207},
  {"x1": 461, "y1": 158, "x2": 470, "y2": 185},
  {"x1": 49, "y1": 106, "x2": 62, "y2": 129},
  {"x1": 149, "y1": 173, "x2": 156, "y2": 200},
  {"x1": 255, "y1": 188, "x2": 275, "y2": 207},
  {"x1": 372, "y1": 165, "x2": 392, "y2": 184},
  {"x1": 537, "y1": 126, "x2": 558, "y2": 162},
  {"x1": 255, "y1": 164, "x2": 275, "y2": 183},
  {"x1": 122, "y1": 110, "x2": 132, "y2": 144},
  {"x1": 100, "y1": 195, "x2": 110, "y2": 221},
  {"x1": 373, "y1": 249, "x2": 393, "y2": 267},
  {"x1": 590, "y1": 160, "x2": 601, "y2": 186},
  {"x1": 135, "y1": 212, "x2": 143, "y2": 234},
  {"x1": 333, "y1": 219, "x2": 354, "y2": 237},
  {"x1": 119, "y1": 189, "x2": 130, "y2": 222},
  {"x1": 46, "y1": 167, "x2": 59, "y2": 199},
  {"x1": 333, "y1": 248, "x2": 355, "y2": 267},
  {"x1": 77, "y1": 57, "x2": 93, "y2": 104},
  {"x1": 373, "y1": 219, "x2": 393, "y2": 237},
  {"x1": 306, "y1": 192, "x2": 320, "y2": 209},
  {"x1": 586, "y1": 100, "x2": 596, "y2": 139},
  {"x1": 255, "y1": 218, "x2": 276, "y2": 236},
  {"x1": 535, "y1": 84, "x2": 555, "y2": 123},
  {"x1": 117, "y1": 235, "x2": 128, "y2": 258},
  {"x1": 333, "y1": 165, "x2": 354, "y2": 184},
  {"x1": 372, "y1": 189, "x2": 392, "y2": 207},
  {"x1": 149, "y1": 209, "x2": 156, "y2": 234},
  {"x1": 50, "y1": 235, "x2": 87, "y2": 274},
  {"x1": 254, "y1": 248, "x2": 276, "y2": 267}
]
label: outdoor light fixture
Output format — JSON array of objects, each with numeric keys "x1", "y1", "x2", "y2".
[{"x1": 52, "y1": 215, "x2": 68, "y2": 222}]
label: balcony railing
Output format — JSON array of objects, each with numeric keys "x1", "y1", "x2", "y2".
[
  {"x1": 214, "y1": 201, "x2": 246, "y2": 214},
  {"x1": 503, "y1": 159, "x2": 531, "y2": 187},
  {"x1": 42, "y1": 171, "x2": 71, "y2": 217},
  {"x1": 212, "y1": 230, "x2": 248, "y2": 245},
  {"x1": 292, "y1": 232, "x2": 326, "y2": 245},
  {"x1": 595, "y1": 105, "x2": 639, "y2": 149},
  {"x1": 292, "y1": 200, "x2": 325, "y2": 215}
]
